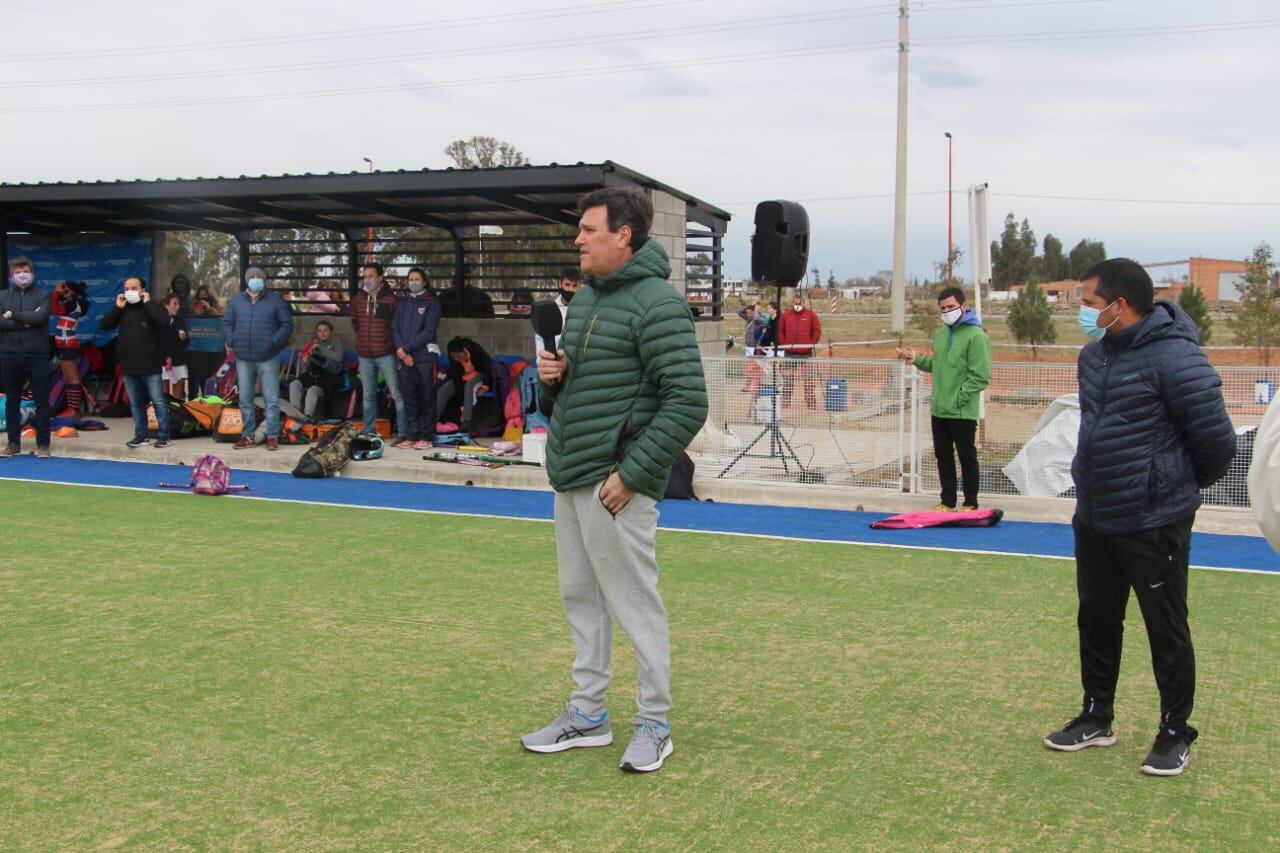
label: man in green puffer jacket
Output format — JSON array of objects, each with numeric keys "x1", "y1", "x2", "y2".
[
  {"x1": 520, "y1": 188, "x2": 707, "y2": 774},
  {"x1": 896, "y1": 286, "x2": 991, "y2": 511}
]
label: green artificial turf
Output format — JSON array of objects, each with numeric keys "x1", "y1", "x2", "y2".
[{"x1": 1, "y1": 481, "x2": 1276, "y2": 850}]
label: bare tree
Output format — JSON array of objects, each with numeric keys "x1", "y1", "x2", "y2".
[{"x1": 444, "y1": 136, "x2": 530, "y2": 169}]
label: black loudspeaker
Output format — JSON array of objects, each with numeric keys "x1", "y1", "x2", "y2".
[{"x1": 751, "y1": 200, "x2": 810, "y2": 286}]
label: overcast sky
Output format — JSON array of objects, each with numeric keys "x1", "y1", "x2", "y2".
[{"x1": 3, "y1": 0, "x2": 1278, "y2": 281}]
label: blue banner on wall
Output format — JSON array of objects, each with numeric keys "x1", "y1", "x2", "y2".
[
  {"x1": 8, "y1": 236, "x2": 153, "y2": 346},
  {"x1": 185, "y1": 317, "x2": 226, "y2": 353}
]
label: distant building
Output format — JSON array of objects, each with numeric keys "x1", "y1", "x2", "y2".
[
  {"x1": 838, "y1": 286, "x2": 884, "y2": 299},
  {"x1": 1143, "y1": 257, "x2": 1251, "y2": 301},
  {"x1": 1007, "y1": 280, "x2": 1075, "y2": 304}
]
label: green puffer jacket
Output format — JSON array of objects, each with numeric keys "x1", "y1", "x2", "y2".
[
  {"x1": 543, "y1": 239, "x2": 708, "y2": 500},
  {"x1": 913, "y1": 313, "x2": 991, "y2": 420}
]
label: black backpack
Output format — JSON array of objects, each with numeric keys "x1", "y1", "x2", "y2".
[{"x1": 664, "y1": 451, "x2": 698, "y2": 500}]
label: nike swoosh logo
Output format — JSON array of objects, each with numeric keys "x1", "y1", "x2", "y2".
[
  {"x1": 1149, "y1": 582, "x2": 1165, "y2": 589},
  {"x1": 1179, "y1": 750, "x2": 1189, "y2": 763},
  {"x1": 1081, "y1": 730, "x2": 1105, "y2": 741}
]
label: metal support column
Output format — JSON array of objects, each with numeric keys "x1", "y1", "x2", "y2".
[
  {"x1": 343, "y1": 232, "x2": 361, "y2": 296},
  {"x1": 0, "y1": 224, "x2": 9, "y2": 290},
  {"x1": 451, "y1": 227, "x2": 467, "y2": 305},
  {"x1": 235, "y1": 231, "x2": 252, "y2": 292}
]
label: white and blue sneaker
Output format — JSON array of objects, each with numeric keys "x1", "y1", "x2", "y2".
[
  {"x1": 521, "y1": 704, "x2": 612, "y2": 753},
  {"x1": 620, "y1": 718, "x2": 673, "y2": 773}
]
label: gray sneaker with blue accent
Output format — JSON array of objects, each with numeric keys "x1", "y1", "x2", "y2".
[
  {"x1": 521, "y1": 705, "x2": 612, "y2": 753},
  {"x1": 620, "y1": 718, "x2": 673, "y2": 773}
]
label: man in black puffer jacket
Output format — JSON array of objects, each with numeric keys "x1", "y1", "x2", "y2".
[
  {"x1": 1044, "y1": 258, "x2": 1235, "y2": 778},
  {"x1": 100, "y1": 276, "x2": 172, "y2": 449}
]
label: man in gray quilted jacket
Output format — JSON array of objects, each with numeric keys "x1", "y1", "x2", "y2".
[
  {"x1": 520, "y1": 188, "x2": 707, "y2": 774},
  {"x1": 1044, "y1": 258, "x2": 1235, "y2": 777}
]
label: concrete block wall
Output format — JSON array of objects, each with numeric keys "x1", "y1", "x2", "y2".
[
  {"x1": 292, "y1": 314, "x2": 540, "y2": 360},
  {"x1": 296, "y1": 313, "x2": 722, "y2": 361},
  {"x1": 649, "y1": 189, "x2": 687, "y2": 297}
]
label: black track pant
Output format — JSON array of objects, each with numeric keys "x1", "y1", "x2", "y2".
[
  {"x1": 930, "y1": 416, "x2": 979, "y2": 508},
  {"x1": 1073, "y1": 515, "x2": 1198, "y2": 741},
  {"x1": 397, "y1": 359, "x2": 437, "y2": 441}
]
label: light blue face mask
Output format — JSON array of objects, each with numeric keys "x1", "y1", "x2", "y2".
[
  {"x1": 247, "y1": 278, "x2": 265, "y2": 293},
  {"x1": 1077, "y1": 300, "x2": 1117, "y2": 341}
]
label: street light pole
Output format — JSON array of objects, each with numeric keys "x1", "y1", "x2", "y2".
[
  {"x1": 890, "y1": 0, "x2": 910, "y2": 333},
  {"x1": 362, "y1": 157, "x2": 374, "y2": 264},
  {"x1": 945, "y1": 131, "x2": 953, "y2": 283}
]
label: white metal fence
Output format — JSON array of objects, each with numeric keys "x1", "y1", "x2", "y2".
[{"x1": 695, "y1": 356, "x2": 1276, "y2": 510}]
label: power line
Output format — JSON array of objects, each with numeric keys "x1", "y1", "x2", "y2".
[
  {"x1": 0, "y1": 40, "x2": 893, "y2": 115},
  {"x1": 718, "y1": 192, "x2": 947, "y2": 205},
  {"x1": 719, "y1": 191, "x2": 1280, "y2": 208},
  {"x1": 4, "y1": 15, "x2": 1275, "y2": 114},
  {"x1": 912, "y1": 0, "x2": 1102, "y2": 5},
  {"x1": 0, "y1": 0, "x2": 721, "y2": 64},
  {"x1": 915, "y1": 0, "x2": 1108, "y2": 10},
  {"x1": 993, "y1": 192, "x2": 1280, "y2": 208},
  {"x1": 916, "y1": 18, "x2": 1280, "y2": 45},
  {"x1": 0, "y1": 5, "x2": 899, "y2": 90}
]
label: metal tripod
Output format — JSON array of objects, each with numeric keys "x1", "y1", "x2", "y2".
[{"x1": 718, "y1": 353, "x2": 808, "y2": 478}]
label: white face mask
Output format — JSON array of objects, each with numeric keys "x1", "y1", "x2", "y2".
[
  {"x1": 124, "y1": 290, "x2": 142, "y2": 304},
  {"x1": 363, "y1": 278, "x2": 380, "y2": 292},
  {"x1": 12, "y1": 271, "x2": 33, "y2": 287},
  {"x1": 793, "y1": 304, "x2": 803, "y2": 313},
  {"x1": 408, "y1": 281, "x2": 426, "y2": 294},
  {"x1": 940, "y1": 307, "x2": 963, "y2": 326}
]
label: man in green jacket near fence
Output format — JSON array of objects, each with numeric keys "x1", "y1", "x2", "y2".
[
  {"x1": 521, "y1": 188, "x2": 708, "y2": 773},
  {"x1": 896, "y1": 286, "x2": 991, "y2": 511}
]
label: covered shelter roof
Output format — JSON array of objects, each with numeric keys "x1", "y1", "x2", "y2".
[{"x1": 0, "y1": 161, "x2": 730, "y2": 238}]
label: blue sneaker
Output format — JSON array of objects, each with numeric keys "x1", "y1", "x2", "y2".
[
  {"x1": 521, "y1": 704, "x2": 612, "y2": 753},
  {"x1": 620, "y1": 718, "x2": 673, "y2": 773}
]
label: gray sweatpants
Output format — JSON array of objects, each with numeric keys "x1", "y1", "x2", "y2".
[{"x1": 555, "y1": 482, "x2": 671, "y2": 724}]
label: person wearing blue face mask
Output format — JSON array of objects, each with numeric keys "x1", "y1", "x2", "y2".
[
  {"x1": 1043, "y1": 258, "x2": 1235, "y2": 778},
  {"x1": 222, "y1": 265, "x2": 293, "y2": 451},
  {"x1": 0, "y1": 256, "x2": 53, "y2": 457}
]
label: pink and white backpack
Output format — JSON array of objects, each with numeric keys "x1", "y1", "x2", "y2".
[{"x1": 159, "y1": 454, "x2": 250, "y2": 496}]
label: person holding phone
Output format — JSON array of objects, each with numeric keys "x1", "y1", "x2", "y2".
[{"x1": 100, "y1": 276, "x2": 172, "y2": 449}]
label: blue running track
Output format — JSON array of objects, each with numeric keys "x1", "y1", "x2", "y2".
[{"x1": 2, "y1": 456, "x2": 1277, "y2": 575}]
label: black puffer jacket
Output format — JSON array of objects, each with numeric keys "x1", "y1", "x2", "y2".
[
  {"x1": 1073, "y1": 301, "x2": 1236, "y2": 533},
  {"x1": 0, "y1": 285, "x2": 52, "y2": 355},
  {"x1": 100, "y1": 300, "x2": 170, "y2": 374}
]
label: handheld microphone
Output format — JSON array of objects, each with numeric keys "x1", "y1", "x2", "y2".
[{"x1": 532, "y1": 301, "x2": 564, "y2": 355}]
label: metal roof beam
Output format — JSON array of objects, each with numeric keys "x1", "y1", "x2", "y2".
[
  {"x1": 1, "y1": 206, "x2": 141, "y2": 237},
  {"x1": 191, "y1": 197, "x2": 344, "y2": 234},
  {"x1": 460, "y1": 190, "x2": 576, "y2": 226},
  {"x1": 87, "y1": 200, "x2": 244, "y2": 234},
  {"x1": 308, "y1": 195, "x2": 456, "y2": 233}
]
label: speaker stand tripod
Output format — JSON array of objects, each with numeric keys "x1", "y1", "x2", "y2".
[{"x1": 718, "y1": 354, "x2": 809, "y2": 479}]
